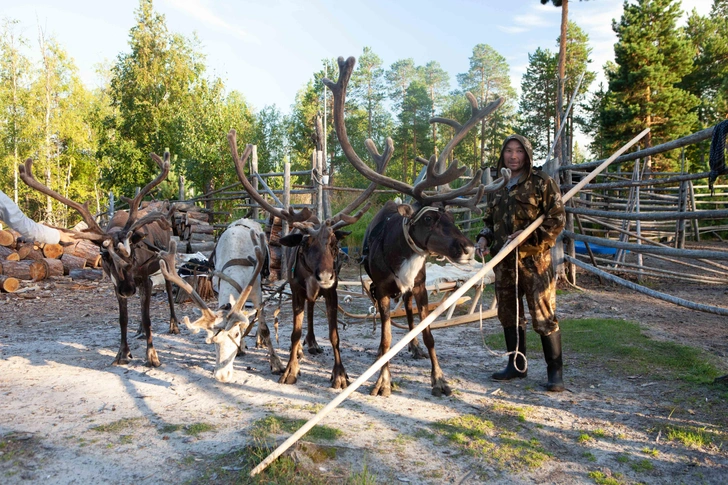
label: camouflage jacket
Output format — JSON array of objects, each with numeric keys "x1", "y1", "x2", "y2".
[{"x1": 480, "y1": 169, "x2": 566, "y2": 258}]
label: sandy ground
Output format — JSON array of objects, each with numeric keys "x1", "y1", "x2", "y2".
[{"x1": 0, "y1": 259, "x2": 727, "y2": 484}]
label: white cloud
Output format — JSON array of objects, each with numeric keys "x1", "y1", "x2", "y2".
[
  {"x1": 163, "y1": 0, "x2": 260, "y2": 43},
  {"x1": 497, "y1": 26, "x2": 528, "y2": 34},
  {"x1": 514, "y1": 12, "x2": 554, "y2": 28}
]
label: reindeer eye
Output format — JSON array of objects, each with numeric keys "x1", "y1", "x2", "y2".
[{"x1": 424, "y1": 215, "x2": 432, "y2": 223}]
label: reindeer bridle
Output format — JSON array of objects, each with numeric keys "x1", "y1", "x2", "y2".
[{"x1": 402, "y1": 206, "x2": 443, "y2": 256}]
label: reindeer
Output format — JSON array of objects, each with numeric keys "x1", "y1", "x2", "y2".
[
  {"x1": 228, "y1": 128, "x2": 388, "y2": 389},
  {"x1": 158, "y1": 231, "x2": 268, "y2": 382},
  {"x1": 20, "y1": 154, "x2": 178, "y2": 367},
  {"x1": 324, "y1": 56, "x2": 510, "y2": 397}
]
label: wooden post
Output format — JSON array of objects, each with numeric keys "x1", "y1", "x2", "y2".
[
  {"x1": 688, "y1": 180, "x2": 700, "y2": 242},
  {"x1": 316, "y1": 151, "x2": 324, "y2": 222},
  {"x1": 251, "y1": 145, "x2": 259, "y2": 222},
  {"x1": 248, "y1": 128, "x2": 651, "y2": 479},
  {"x1": 178, "y1": 175, "x2": 185, "y2": 201},
  {"x1": 635, "y1": 159, "x2": 643, "y2": 283},
  {"x1": 282, "y1": 160, "x2": 291, "y2": 275}
]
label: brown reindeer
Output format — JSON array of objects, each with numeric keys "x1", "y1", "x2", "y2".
[
  {"x1": 19, "y1": 154, "x2": 178, "y2": 367},
  {"x1": 324, "y1": 56, "x2": 510, "y2": 397},
  {"x1": 228, "y1": 129, "x2": 388, "y2": 389}
]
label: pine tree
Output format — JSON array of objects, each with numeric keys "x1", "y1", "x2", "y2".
[
  {"x1": 605, "y1": 0, "x2": 699, "y2": 171},
  {"x1": 518, "y1": 48, "x2": 557, "y2": 159}
]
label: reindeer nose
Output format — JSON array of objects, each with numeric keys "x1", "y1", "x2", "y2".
[
  {"x1": 317, "y1": 270, "x2": 335, "y2": 287},
  {"x1": 461, "y1": 241, "x2": 475, "y2": 260}
]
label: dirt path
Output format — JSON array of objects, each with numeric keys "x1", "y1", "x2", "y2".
[{"x1": 0, "y1": 267, "x2": 726, "y2": 484}]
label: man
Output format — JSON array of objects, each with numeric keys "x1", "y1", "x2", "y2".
[
  {"x1": 0, "y1": 189, "x2": 74, "y2": 245},
  {"x1": 477, "y1": 135, "x2": 566, "y2": 392}
]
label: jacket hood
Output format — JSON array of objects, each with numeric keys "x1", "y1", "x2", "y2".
[{"x1": 496, "y1": 134, "x2": 534, "y2": 179}]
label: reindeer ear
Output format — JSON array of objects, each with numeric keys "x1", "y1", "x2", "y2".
[
  {"x1": 397, "y1": 204, "x2": 414, "y2": 218},
  {"x1": 334, "y1": 230, "x2": 351, "y2": 241},
  {"x1": 279, "y1": 233, "x2": 304, "y2": 247}
]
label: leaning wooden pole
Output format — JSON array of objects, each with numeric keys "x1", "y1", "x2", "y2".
[{"x1": 249, "y1": 128, "x2": 650, "y2": 478}]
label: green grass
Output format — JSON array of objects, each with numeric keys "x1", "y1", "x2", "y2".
[
  {"x1": 561, "y1": 318, "x2": 723, "y2": 384},
  {"x1": 158, "y1": 424, "x2": 184, "y2": 434},
  {"x1": 588, "y1": 470, "x2": 624, "y2": 485},
  {"x1": 90, "y1": 417, "x2": 146, "y2": 433},
  {"x1": 251, "y1": 415, "x2": 343, "y2": 442},
  {"x1": 666, "y1": 425, "x2": 722, "y2": 448},
  {"x1": 630, "y1": 458, "x2": 654, "y2": 473},
  {"x1": 429, "y1": 414, "x2": 549, "y2": 472},
  {"x1": 184, "y1": 422, "x2": 217, "y2": 437},
  {"x1": 482, "y1": 318, "x2": 725, "y2": 384}
]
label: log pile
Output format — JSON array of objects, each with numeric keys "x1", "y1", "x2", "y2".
[
  {"x1": 0, "y1": 228, "x2": 102, "y2": 291},
  {"x1": 266, "y1": 216, "x2": 284, "y2": 281},
  {"x1": 169, "y1": 202, "x2": 216, "y2": 255}
]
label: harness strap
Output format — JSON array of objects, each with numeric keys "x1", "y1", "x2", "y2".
[{"x1": 402, "y1": 206, "x2": 439, "y2": 256}]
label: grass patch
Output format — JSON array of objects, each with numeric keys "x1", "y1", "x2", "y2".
[
  {"x1": 158, "y1": 424, "x2": 184, "y2": 434},
  {"x1": 578, "y1": 433, "x2": 592, "y2": 444},
  {"x1": 184, "y1": 422, "x2": 216, "y2": 437},
  {"x1": 641, "y1": 447, "x2": 658, "y2": 457},
  {"x1": 561, "y1": 318, "x2": 724, "y2": 384},
  {"x1": 588, "y1": 470, "x2": 624, "y2": 485},
  {"x1": 630, "y1": 458, "x2": 654, "y2": 473},
  {"x1": 666, "y1": 425, "x2": 722, "y2": 448},
  {"x1": 90, "y1": 417, "x2": 146, "y2": 433},
  {"x1": 429, "y1": 414, "x2": 549, "y2": 472},
  {"x1": 583, "y1": 451, "x2": 597, "y2": 462},
  {"x1": 251, "y1": 415, "x2": 342, "y2": 442}
]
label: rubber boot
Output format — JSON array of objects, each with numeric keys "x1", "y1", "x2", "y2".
[
  {"x1": 492, "y1": 326, "x2": 527, "y2": 380},
  {"x1": 541, "y1": 330, "x2": 565, "y2": 392}
]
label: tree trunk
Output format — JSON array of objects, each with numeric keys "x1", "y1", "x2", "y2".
[
  {"x1": 0, "y1": 275, "x2": 20, "y2": 293},
  {"x1": 554, "y1": 0, "x2": 568, "y2": 163},
  {"x1": 30, "y1": 258, "x2": 64, "y2": 280},
  {"x1": 63, "y1": 240, "x2": 102, "y2": 268},
  {"x1": 1, "y1": 260, "x2": 33, "y2": 280},
  {"x1": 61, "y1": 253, "x2": 87, "y2": 275}
]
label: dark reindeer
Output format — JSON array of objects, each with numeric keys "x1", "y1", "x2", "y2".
[
  {"x1": 228, "y1": 129, "x2": 388, "y2": 389},
  {"x1": 20, "y1": 154, "x2": 178, "y2": 367},
  {"x1": 324, "y1": 56, "x2": 510, "y2": 397}
]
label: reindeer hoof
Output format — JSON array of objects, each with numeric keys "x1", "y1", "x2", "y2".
[
  {"x1": 112, "y1": 348, "x2": 132, "y2": 366},
  {"x1": 306, "y1": 340, "x2": 323, "y2": 355},
  {"x1": 279, "y1": 366, "x2": 299, "y2": 385},
  {"x1": 432, "y1": 379, "x2": 452, "y2": 397},
  {"x1": 330, "y1": 365, "x2": 350, "y2": 390},
  {"x1": 270, "y1": 357, "x2": 286, "y2": 375},
  {"x1": 168, "y1": 320, "x2": 180, "y2": 335},
  {"x1": 408, "y1": 342, "x2": 428, "y2": 360},
  {"x1": 371, "y1": 369, "x2": 392, "y2": 397},
  {"x1": 146, "y1": 348, "x2": 161, "y2": 368}
]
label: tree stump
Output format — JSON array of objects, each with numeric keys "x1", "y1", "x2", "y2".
[
  {"x1": 1, "y1": 260, "x2": 33, "y2": 280},
  {"x1": 69, "y1": 268, "x2": 104, "y2": 281},
  {"x1": 0, "y1": 275, "x2": 20, "y2": 293},
  {"x1": 0, "y1": 246, "x2": 19, "y2": 261},
  {"x1": 42, "y1": 243, "x2": 64, "y2": 259},
  {"x1": 64, "y1": 240, "x2": 102, "y2": 268},
  {"x1": 0, "y1": 229, "x2": 15, "y2": 247},
  {"x1": 30, "y1": 258, "x2": 64, "y2": 280},
  {"x1": 60, "y1": 253, "x2": 87, "y2": 275}
]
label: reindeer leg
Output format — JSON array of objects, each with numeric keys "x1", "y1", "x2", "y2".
[
  {"x1": 325, "y1": 289, "x2": 349, "y2": 390},
  {"x1": 371, "y1": 294, "x2": 392, "y2": 397},
  {"x1": 139, "y1": 281, "x2": 161, "y2": 367},
  {"x1": 279, "y1": 292, "x2": 304, "y2": 385},
  {"x1": 113, "y1": 296, "x2": 132, "y2": 365},
  {"x1": 165, "y1": 278, "x2": 180, "y2": 334},
  {"x1": 257, "y1": 310, "x2": 285, "y2": 374},
  {"x1": 304, "y1": 299, "x2": 323, "y2": 354},
  {"x1": 413, "y1": 283, "x2": 451, "y2": 397},
  {"x1": 133, "y1": 320, "x2": 145, "y2": 339},
  {"x1": 404, "y1": 292, "x2": 427, "y2": 359}
]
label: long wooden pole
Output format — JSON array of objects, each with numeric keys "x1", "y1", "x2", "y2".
[{"x1": 249, "y1": 128, "x2": 650, "y2": 478}]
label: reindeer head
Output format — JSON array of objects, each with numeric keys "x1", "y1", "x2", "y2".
[
  {"x1": 323, "y1": 56, "x2": 510, "y2": 264},
  {"x1": 20, "y1": 154, "x2": 171, "y2": 298},
  {"x1": 159, "y1": 233, "x2": 266, "y2": 382},
  {"x1": 227, "y1": 129, "x2": 389, "y2": 295}
]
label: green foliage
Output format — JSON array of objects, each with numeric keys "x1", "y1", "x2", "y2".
[
  {"x1": 252, "y1": 415, "x2": 343, "y2": 442},
  {"x1": 603, "y1": 0, "x2": 699, "y2": 172},
  {"x1": 666, "y1": 425, "x2": 722, "y2": 448},
  {"x1": 90, "y1": 417, "x2": 146, "y2": 433}
]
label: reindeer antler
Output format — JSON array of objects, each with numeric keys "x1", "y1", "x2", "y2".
[
  {"x1": 325, "y1": 56, "x2": 509, "y2": 209},
  {"x1": 228, "y1": 130, "x2": 312, "y2": 224},
  {"x1": 19, "y1": 158, "x2": 106, "y2": 240}
]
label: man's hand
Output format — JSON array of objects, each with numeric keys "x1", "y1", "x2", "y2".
[
  {"x1": 476, "y1": 237, "x2": 489, "y2": 257},
  {"x1": 58, "y1": 230, "x2": 76, "y2": 246}
]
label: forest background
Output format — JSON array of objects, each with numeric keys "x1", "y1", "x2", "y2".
[{"x1": 0, "y1": 0, "x2": 726, "y2": 230}]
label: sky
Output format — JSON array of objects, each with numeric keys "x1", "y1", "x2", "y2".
[{"x1": 0, "y1": 0, "x2": 715, "y2": 116}]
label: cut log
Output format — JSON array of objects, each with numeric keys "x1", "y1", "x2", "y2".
[
  {"x1": 189, "y1": 232, "x2": 214, "y2": 243},
  {"x1": 30, "y1": 258, "x2": 64, "y2": 280},
  {"x1": 0, "y1": 246, "x2": 19, "y2": 260},
  {"x1": 60, "y1": 253, "x2": 87, "y2": 275},
  {"x1": 268, "y1": 217, "x2": 283, "y2": 246},
  {"x1": 69, "y1": 268, "x2": 104, "y2": 281},
  {"x1": 0, "y1": 275, "x2": 20, "y2": 293},
  {"x1": 188, "y1": 222, "x2": 214, "y2": 234},
  {"x1": 185, "y1": 211, "x2": 209, "y2": 223},
  {"x1": 42, "y1": 243, "x2": 64, "y2": 259},
  {"x1": 0, "y1": 229, "x2": 15, "y2": 247},
  {"x1": 188, "y1": 241, "x2": 215, "y2": 254},
  {"x1": 1, "y1": 260, "x2": 33, "y2": 280},
  {"x1": 63, "y1": 239, "x2": 102, "y2": 268},
  {"x1": 269, "y1": 245, "x2": 282, "y2": 270}
]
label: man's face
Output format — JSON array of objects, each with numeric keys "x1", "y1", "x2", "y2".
[{"x1": 503, "y1": 139, "x2": 527, "y2": 175}]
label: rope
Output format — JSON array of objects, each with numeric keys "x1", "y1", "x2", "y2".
[
  {"x1": 511, "y1": 246, "x2": 528, "y2": 374},
  {"x1": 709, "y1": 119, "x2": 728, "y2": 195}
]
